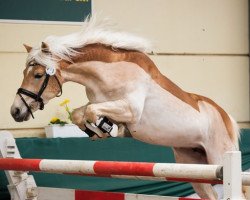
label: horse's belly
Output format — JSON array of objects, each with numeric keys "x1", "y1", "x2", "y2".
[
  {"x1": 127, "y1": 84, "x2": 208, "y2": 148},
  {"x1": 128, "y1": 119, "x2": 204, "y2": 147}
]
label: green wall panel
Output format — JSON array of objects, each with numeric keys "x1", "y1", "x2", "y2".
[{"x1": 0, "y1": 0, "x2": 91, "y2": 22}]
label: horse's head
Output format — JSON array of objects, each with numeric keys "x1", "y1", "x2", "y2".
[{"x1": 10, "y1": 42, "x2": 63, "y2": 122}]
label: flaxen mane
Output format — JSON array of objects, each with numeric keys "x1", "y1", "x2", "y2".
[{"x1": 27, "y1": 17, "x2": 152, "y2": 72}]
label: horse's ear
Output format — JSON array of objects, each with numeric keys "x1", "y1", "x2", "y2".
[
  {"x1": 23, "y1": 44, "x2": 32, "y2": 53},
  {"x1": 41, "y1": 42, "x2": 50, "y2": 53}
]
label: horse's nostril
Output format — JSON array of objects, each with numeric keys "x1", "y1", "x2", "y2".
[{"x1": 14, "y1": 107, "x2": 21, "y2": 117}]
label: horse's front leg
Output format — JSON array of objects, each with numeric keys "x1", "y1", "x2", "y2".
[
  {"x1": 84, "y1": 98, "x2": 143, "y2": 125},
  {"x1": 71, "y1": 104, "x2": 107, "y2": 140},
  {"x1": 85, "y1": 100, "x2": 132, "y2": 123},
  {"x1": 71, "y1": 103, "x2": 89, "y2": 130},
  {"x1": 71, "y1": 99, "x2": 136, "y2": 139},
  {"x1": 83, "y1": 97, "x2": 144, "y2": 138}
]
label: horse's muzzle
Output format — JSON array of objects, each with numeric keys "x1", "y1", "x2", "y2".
[{"x1": 10, "y1": 105, "x2": 30, "y2": 122}]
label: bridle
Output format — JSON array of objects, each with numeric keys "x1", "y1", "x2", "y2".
[{"x1": 17, "y1": 73, "x2": 62, "y2": 119}]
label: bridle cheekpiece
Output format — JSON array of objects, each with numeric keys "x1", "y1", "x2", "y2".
[{"x1": 16, "y1": 67, "x2": 62, "y2": 119}]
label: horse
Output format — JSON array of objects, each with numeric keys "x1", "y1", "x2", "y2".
[{"x1": 10, "y1": 18, "x2": 241, "y2": 199}]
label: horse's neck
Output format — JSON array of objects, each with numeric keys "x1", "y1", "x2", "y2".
[
  {"x1": 72, "y1": 44, "x2": 160, "y2": 76},
  {"x1": 61, "y1": 44, "x2": 199, "y2": 111},
  {"x1": 61, "y1": 43, "x2": 160, "y2": 85}
]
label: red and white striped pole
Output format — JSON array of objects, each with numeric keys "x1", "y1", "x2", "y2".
[
  {"x1": 38, "y1": 187, "x2": 207, "y2": 200},
  {"x1": 0, "y1": 158, "x2": 223, "y2": 184}
]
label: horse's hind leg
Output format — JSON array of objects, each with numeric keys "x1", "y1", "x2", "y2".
[{"x1": 173, "y1": 147, "x2": 218, "y2": 200}]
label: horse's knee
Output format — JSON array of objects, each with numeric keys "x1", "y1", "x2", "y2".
[
  {"x1": 71, "y1": 108, "x2": 85, "y2": 128},
  {"x1": 85, "y1": 104, "x2": 99, "y2": 123}
]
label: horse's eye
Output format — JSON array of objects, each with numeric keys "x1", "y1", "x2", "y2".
[{"x1": 34, "y1": 74, "x2": 43, "y2": 79}]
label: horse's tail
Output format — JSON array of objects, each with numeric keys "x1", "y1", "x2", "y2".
[{"x1": 189, "y1": 93, "x2": 240, "y2": 147}]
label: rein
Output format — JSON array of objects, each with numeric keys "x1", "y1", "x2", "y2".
[{"x1": 17, "y1": 74, "x2": 62, "y2": 119}]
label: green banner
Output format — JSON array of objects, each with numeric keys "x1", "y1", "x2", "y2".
[{"x1": 0, "y1": 0, "x2": 91, "y2": 22}]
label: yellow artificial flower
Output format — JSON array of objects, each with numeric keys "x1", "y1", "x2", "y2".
[
  {"x1": 49, "y1": 98, "x2": 72, "y2": 125},
  {"x1": 50, "y1": 117, "x2": 59, "y2": 123},
  {"x1": 60, "y1": 99, "x2": 70, "y2": 106}
]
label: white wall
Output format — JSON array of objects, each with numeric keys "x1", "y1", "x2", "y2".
[{"x1": 0, "y1": 0, "x2": 248, "y2": 132}]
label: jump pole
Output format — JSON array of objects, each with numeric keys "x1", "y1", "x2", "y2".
[
  {"x1": 0, "y1": 158, "x2": 223, "y2": 184},
  {"x1": 37, "y1": 187, "x2": 206, "y2": 200},
  {"x1": 1, "y1": 156, "x2": 250, "y2": 186}
]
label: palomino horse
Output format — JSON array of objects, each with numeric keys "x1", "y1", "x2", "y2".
[{"x1": 11, "y1": 18, "x2": 240, "y2": 199}]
